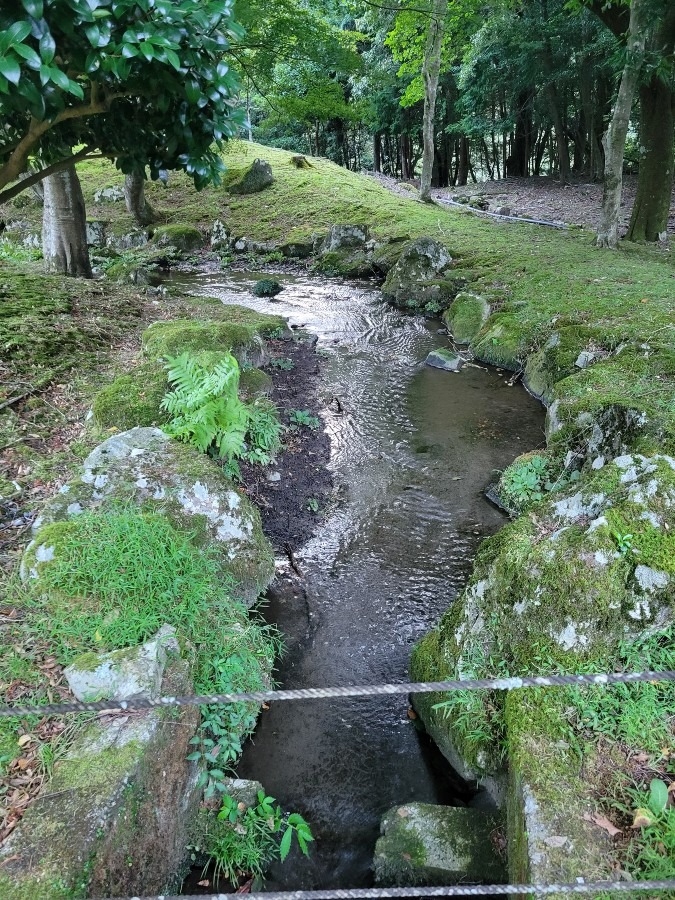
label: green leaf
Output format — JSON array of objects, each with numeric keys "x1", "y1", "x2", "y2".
[
  {"x1": 648, "y1": 778, "x2": 669, "y2": 816},
  {"x1": 85, "y1": 24, "x2": 101, "y2": 46},
  {"x1": 22, "y1": 0, "x2": 44, "y2": 16},
  {"x1": 12, "y1": 42, "x2": 42, "y2": 69},
  {"x1": 279, "y1": 826, "x2": 293, "y2": 862},
  {"x1": 0, "y1": 56, "x2": 21, "y2": 86},
  {"x1": 7, "y1": 21, "x2": 32, "y2": 45},
  {"x1": 39, "y1": 30, "x2": 56, "y2": 63},
  {"x1": 48, "y1": 66, "x2": 70, "y2": 90}
]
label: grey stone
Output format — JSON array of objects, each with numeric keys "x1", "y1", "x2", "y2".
[
  {"x1": 495, "y1": 206, "x2": 511, "y2": 217},
  {"x1": 64, "y1": 624, "x2": 179, "y2": 702},
  {"x1": 25, "y1": 428, "x2": 274, "y2": 605},
  {"x1": 323, "y1": 224, "x2": 369, "y2": 252},
  {"x1": 228, "y1": 159, "x2": 274, "y2": 195},
  {"x1": 221, "y1": 778, "x2": 263, "y2": 808},
  {"x1": 425, "y1": 349, "x2": 464, "y2": 372},
  {"x1": 575, "y1": 350, "x2": 608, "y2": 369},
  {"x1": 210, "y1": 219, "x2": 229, "y2": 250},
  {"x1": 94, "y1": 186, "x2": 124, "y2": 203},
  {"x1": 267, "y1": 471, "x2": 282, "y2": 483},
  {"x1": 0, "y1": 656, "x2": 202, "y2": 897},
  {"x1": 382, "y1": 238, "x2": 453, "y2": 308},
  {"x1": 634, "y1": 565, "x2": 670, "y2": 594},
  {"x1": 373, "y1": 803, "x2": 506, "y2": 887},
  {"x1": 86, "y1": 220, "x2": 107, "y2": 248},
  {"x1": 107, "y1": 229, "x2": 148, "y2": 250}
]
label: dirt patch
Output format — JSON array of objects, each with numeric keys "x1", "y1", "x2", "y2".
[
  {"x1": 237, "y1": 338, "x2": 332, "y2": 553},
  {"x1": 369, "y1": 171, "x2": 675, "y2": 234}
]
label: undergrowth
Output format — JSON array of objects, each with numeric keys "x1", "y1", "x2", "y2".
[{"x1": 12, "y1": 507, "x2": 280, "y2": 798}]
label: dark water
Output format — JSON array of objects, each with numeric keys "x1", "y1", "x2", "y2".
[{"x1": 173, "y1": 270, "x2": 545, "y2": 891}]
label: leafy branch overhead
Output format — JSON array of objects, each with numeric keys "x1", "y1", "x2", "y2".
[{"x1": 0, "y1": 0, "x2": 244, "y2": 197}]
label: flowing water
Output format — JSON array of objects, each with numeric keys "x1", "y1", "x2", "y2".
[{"x1": 174, "y1": 269, "x2": 545, "y2": 891}]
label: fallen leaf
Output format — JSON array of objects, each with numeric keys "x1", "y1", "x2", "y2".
[
  {"x1": 17, "y1": 735, "x2": 33, "y2": 748},
  {"x1": 632, "y1": 808, "x2": 656, "y2": 829},
  {"x1": 583, "y1": 812, "x2": 621, "y2": 838},
  {"x1": 402, "y1": 853, "x2": 412, "y2": 861},
  {"x1": 397, "y1": 807, "x2": 410, "y2": 818},
  {"x1": 197, "y1": 880, "x2": 210, "y2": 888},
  {"x1": 407, "y1": 708, "x2": 418, "y2": 720}
]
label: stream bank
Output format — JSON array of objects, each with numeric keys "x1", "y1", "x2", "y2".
[{"x1": 171, "y1": 267, "x2": 545, "y2": 890}]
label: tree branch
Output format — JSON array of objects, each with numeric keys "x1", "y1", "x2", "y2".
[{"x1": 0, "y1": 147, "x2": 95, "y2": 206}]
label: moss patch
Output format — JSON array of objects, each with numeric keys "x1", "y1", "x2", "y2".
[
  {"x1": 92, "y1": 362, "x2": 170, "y2": 431},
  {"x1": 442, "y1": 292, "x2": 490, "y2": 345},
  {"x1": 150, "y1": 224, "x2": 203, "y2": 252}
]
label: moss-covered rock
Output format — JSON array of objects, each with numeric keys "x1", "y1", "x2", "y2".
[
  {"x1": 253, "y1": 278, "x2": 283, "y2": 298},
  {"x1": 505, "y1": 689, "x2": 615, "y2": 887},
  {"x1": 373, "y1": 803, "x2": 506, "y2": 887},
  {"x1": 0, "y1": 657, "x2": 200, "y2": 900},
  {"x1": 523, "y1": 326, "x2": 615, "y2": 405},
  {"x1": 411, "y1": 453, "x2": 675, "y2": 782},
  {"x1": 105, "y1": 257, "x2": 155, "y2": 285},
  {"x1": 142, "y1": 319, "x2": 265, "y2": 368},
  {"x1": 443, "y1": 293, "x2": 490, "y2": 345},
  {"x1": 382, "y1": 238, "x2": 455, "y2": 310},
  {"x1": 239, "y1": 367, "x2": 273, "y2": 399},
  {"x1": 150, "y1": 224, "x2": 203, "y2": 253},
  {"x1": 228, "y1": 158, "x2": 273, "y2": 195},
  {"x1": 92, "y1": 361, "x2": 170, "y2": 431},
  {"x1": 546, "y1": 345, "x2": 675, "y2": 463},
  {"x1": 314, "y1": 249, "x2": 375, "y2": 278},
  {"x1": 470, "y1": 312, "x2": 534, "y2": 372},
  {"x1": 24, "y1": 427, "x2": 275, "y2": 605}
]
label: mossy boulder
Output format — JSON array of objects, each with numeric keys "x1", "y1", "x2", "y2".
[
  {"x1": 253, "y1": 278, "x2": 283, "y2": 298},
  {"x1": 373, "y1": 804, "x2": 506, "y2": 887},
  {"x1": 411, "y1": 453, "x2": 675, "y2": 781},
  {"x1": 150, "y1": 224, "x2": 203, "y2": 253},
  {"x1": 443, "y1": 293, "x2": 490, "y2": 345},
  {"x1": 24, "y1": 427, "x2": 275, "y2": 605},
  {"x1": 228, "y1": 158, "x2": 273, "y2": 195},
  {"x1": 371, "y1": 237, "x2": 409, "y2": 275},
  {"x1": 505, "y1": 689, "x2": 615, "y2": 887},
  {"x1": 239, "y1": 367, "x2": 273, "y2": 399},
  {"x1": 523, "y1": 326, "x2": 615, "y2": 405},
  {"x1": 142, "y1": 318, "x2": 266, "y2": 368},
  {"x1": 470, "y1": 311, "x2": 534, "y2": 372},
  {"x1": 0, "y1": 657, "x2": 201, "y2": 900},
  {"x1": 381, "y1": 238, "x2": 455, "y2": 310},
  {"x1": 314, "y1": 249, "x2": 374, "y2": 278},
  {"x1": 92, "y1": 361, "x2": 170, "y2": 431},
  {"x1": 546, "y1": 345, "x2": 675, "y2": 464},
  {"x1": 105, "y1": 257, "x2": 155, "y2": 285}
]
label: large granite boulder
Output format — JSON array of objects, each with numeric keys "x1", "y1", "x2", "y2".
[
  {"x1": 382, "y1": 238, "x2": 455, "y2": 310},
  {"x1": 23, "y1": 428, "x2": 274, "y2": 604},
  {"x1": 373, "y1": 803, "x2": 505, "y2": 887}
]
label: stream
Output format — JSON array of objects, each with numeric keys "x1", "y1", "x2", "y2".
[{"x1": 174, "y1": 269, "x2": 545, "y2": 891}]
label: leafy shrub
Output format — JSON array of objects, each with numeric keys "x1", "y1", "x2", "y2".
[
  {"x1": 499, "y1": 453, "x2": 580, "y2": 513},
  {"x1": 289, "y1": 409, "x2": 320, "y2": 430},
  {"x1": 199, "y1": 791, "x2": 313, "y2": 887}
]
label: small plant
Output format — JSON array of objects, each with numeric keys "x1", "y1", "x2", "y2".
[
  {"x1": 162, "y1": 352, "x2": 249, "y2": 459},
  {"x1": 0, "y1": 238, "x2": 41, "y2": 263},
  {"x1": 500, "y1": 454, "x2": 552, "y2": 511},
  {"x1": 253, "y1": 279, "x2": 283, "y2": 298},
  {"x1": 269, "y1": 357, "x2": 294, "y2": 370},
  {"x1": 289, "y1": 409, "x2": 320, "y2": 430},
  {"x1": 262, "y1": 251, "x2": 285, "y2": 263},
  {"x1": 306, "y1": 497, "x2": 319, "y2": 513},
  {"x1": 611, "y1": 778, "x2": 675, "y2": 881},
  {"x1": 613, "y1": 530, "x2": 635, "y2": 556},
  {"x1": 267, "y1": 326, "x2": 287, "y2": 339},
  {"x1": 161, "y1": 354, "x2": 282, "y2": 466},
  {"x1": 205, "y1": 791, "x2": 313, "y2": 887}
]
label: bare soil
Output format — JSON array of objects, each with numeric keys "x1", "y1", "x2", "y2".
[{"x1": 369, "y1": 172, "x2": 675, "y2": 234}]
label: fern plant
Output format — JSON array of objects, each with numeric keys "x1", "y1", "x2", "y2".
[
  {"x1": 161, "y1": 353, "x2": 284, "y2": 465},
  {"x1": 161, "y1": 352, "x2": 249, "y2": 459}
]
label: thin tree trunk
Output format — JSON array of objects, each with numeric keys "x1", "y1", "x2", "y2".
[
  {"x1": 419, "y1": 0, "x2": 449, "y2": 202},
  {"x1": 124, "y1": 172, "x2": 156, "y2": 227},
  {"x1": 597, "y1": 0, "x2": 649, "y2": 248},
  {"x1": 457, "y1": 135, "x2": 469, "y2": 186},
  {"x1": 42, "y1": 164, "x2": 91, "y2": 278}
]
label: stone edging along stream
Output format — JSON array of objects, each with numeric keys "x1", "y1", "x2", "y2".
[{"x1": 1, "y1": 219, "x2": 673, "y2": 896}]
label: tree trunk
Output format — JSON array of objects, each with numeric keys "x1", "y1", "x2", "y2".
[
  {"x1": 419, "y1": 0, "x2": 449, "y2": 202},
  {"x1": 42, "y1": 164, "x2": 92, "y2": 278},
  {"x1": 626, "y1": 73, "x2": 674, "y2": 242},
  {"x1": 457, "y1": 135, "x2": 469, "y2": 186},
  {"x1": 374, "y1": 132, "x2": 382, "y2": 173},
  {"x1": 597, "y1": 0, "x2": 649, "y2": 249},
  {"x1": 124, "y1": 171, "x2": 156, "y2": 227}
]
